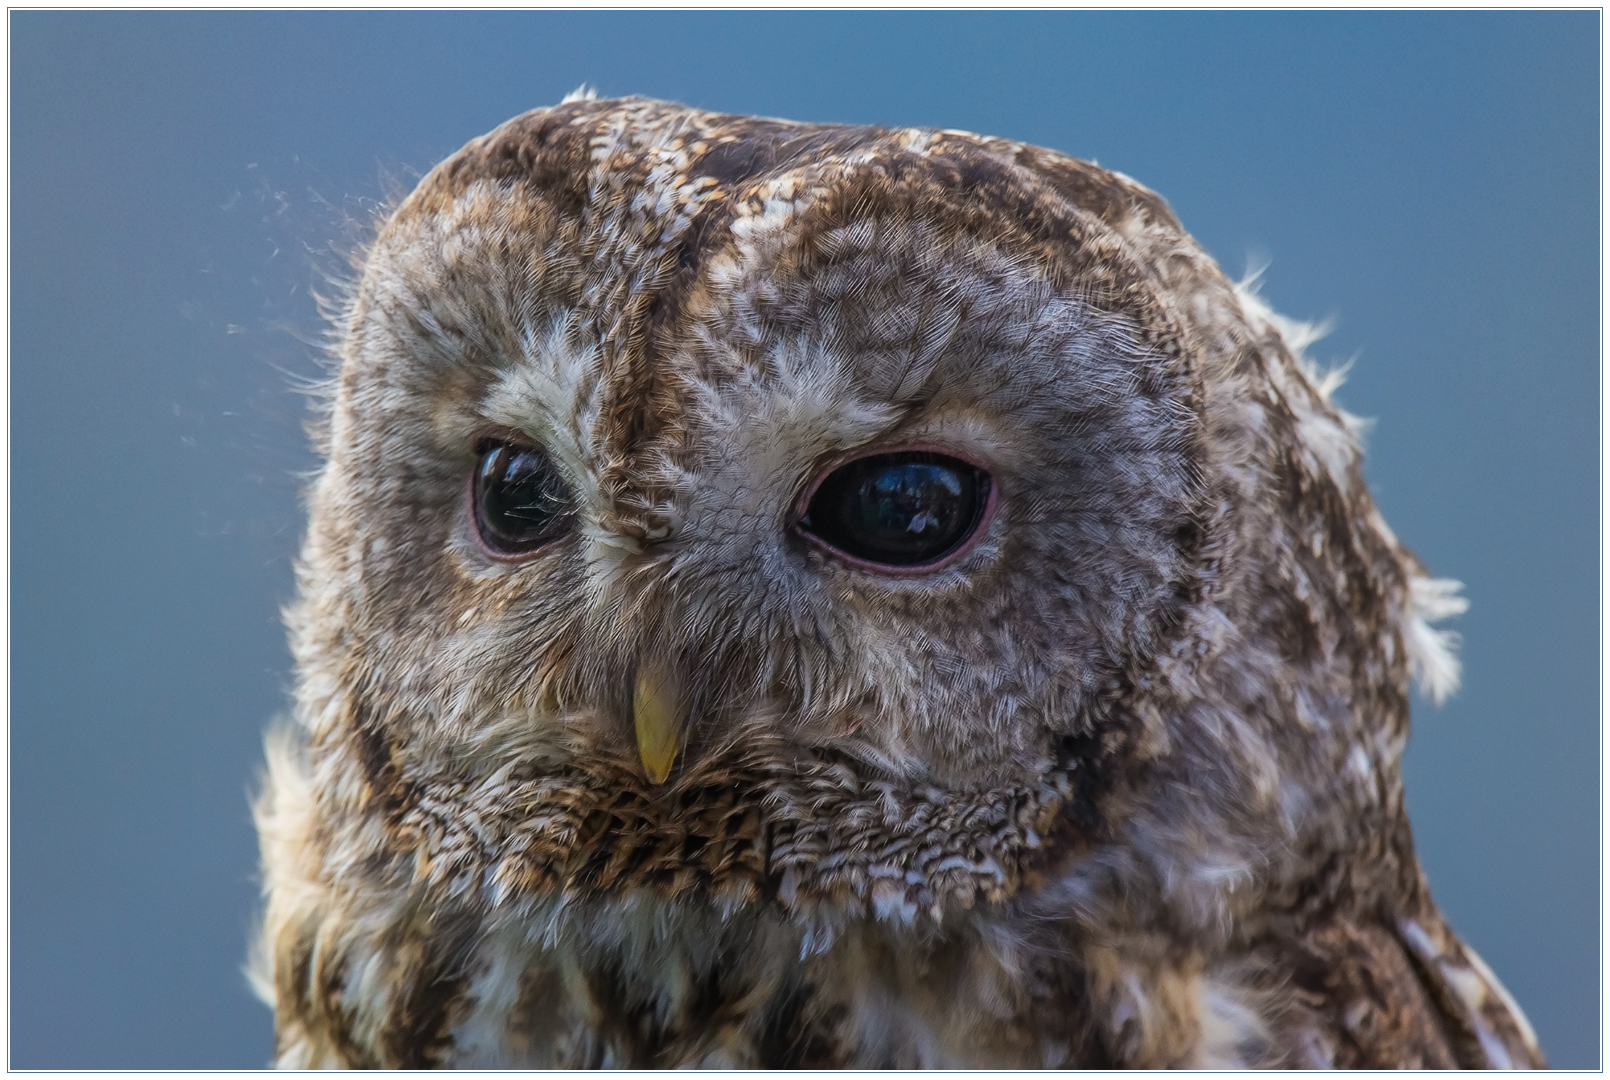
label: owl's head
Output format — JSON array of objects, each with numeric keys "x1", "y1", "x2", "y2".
[{"x1": 290, "y1": 96, "x2": 1456, "y2": 919}]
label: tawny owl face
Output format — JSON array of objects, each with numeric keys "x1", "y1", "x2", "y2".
[
  {"x1": 262, "y1": 96, "x2": 1545, "y2": 1073},
  {"x1": 304, "y1": 99, "x2": 1217, "y2": 792}
]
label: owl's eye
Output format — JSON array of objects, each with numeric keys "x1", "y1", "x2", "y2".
[
  {"x1": 797, "y1": 451, "x2": 992, "y2": 570},
  {"x1": 472, "y1": 441, "x2": 573, "y2": 556}
]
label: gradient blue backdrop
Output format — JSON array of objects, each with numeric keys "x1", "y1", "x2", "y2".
[{"x1": 10, "y1": 11, "x2": 1599, "y2": 1068}]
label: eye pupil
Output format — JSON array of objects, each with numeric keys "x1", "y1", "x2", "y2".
[
  {"x1": 798, "y1": 451, "x2": 990, "y2": 569},
  {"x1": 473, "y1": 442, "x2": 572, "y2": 555}
]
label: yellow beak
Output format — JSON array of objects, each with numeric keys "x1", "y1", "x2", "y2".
[{"x1": 633, "y1": 665, "x2": 686, "y2": 784}]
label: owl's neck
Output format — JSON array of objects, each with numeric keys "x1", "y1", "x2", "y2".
[{"x1": 389, "y1": 730, "x2": 1110, "y2": 922}]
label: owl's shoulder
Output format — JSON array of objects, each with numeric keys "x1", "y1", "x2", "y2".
[{"x1": 1275, "y1": 906, "x2": 1544, "y2": 1069}]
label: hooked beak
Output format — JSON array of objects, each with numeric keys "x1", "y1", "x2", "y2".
[{"x1": 633, "y1": 663, "x2": 686, "y2": 784}]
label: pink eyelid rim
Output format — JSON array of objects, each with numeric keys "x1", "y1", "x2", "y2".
[{"x1": 789, "y1": 443, "x2": 1000, "y2": 577}]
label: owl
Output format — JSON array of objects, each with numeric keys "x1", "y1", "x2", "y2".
[{"x1": 251, "y1": 93, "x2": 1544, "y2": 1069}]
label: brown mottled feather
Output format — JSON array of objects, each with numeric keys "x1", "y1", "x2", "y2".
[{"x1": 253, "y1": 96, "x2": 1543, "y2": 1069}]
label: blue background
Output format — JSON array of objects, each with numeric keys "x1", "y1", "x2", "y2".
[{"x1": 10, "y1": 11, "x2": 1599, "y2": 1068}]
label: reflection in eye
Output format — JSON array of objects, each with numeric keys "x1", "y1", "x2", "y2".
[
  {"x1": 472, "y1": 442, "x2": 573, "y2": 555},
  {"x1": 797, "y1": 451, "x2": 990, "y2": 569}
]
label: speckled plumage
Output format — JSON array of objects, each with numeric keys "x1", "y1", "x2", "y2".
[{"x1": 252, "y1": 94, "x2": 1543, "y2": 1069}]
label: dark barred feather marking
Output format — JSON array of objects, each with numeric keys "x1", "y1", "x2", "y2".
[{"x1": 398, "y1": 739, "x2": 1093, "y2": 919}]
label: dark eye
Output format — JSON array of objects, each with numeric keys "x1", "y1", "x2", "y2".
[
  {"x1": 796, "y1": 451, "x2": 992, "y2": 570},
  {"x1": 472, "y1": 441, "x2": 572, "y2": 556}
]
